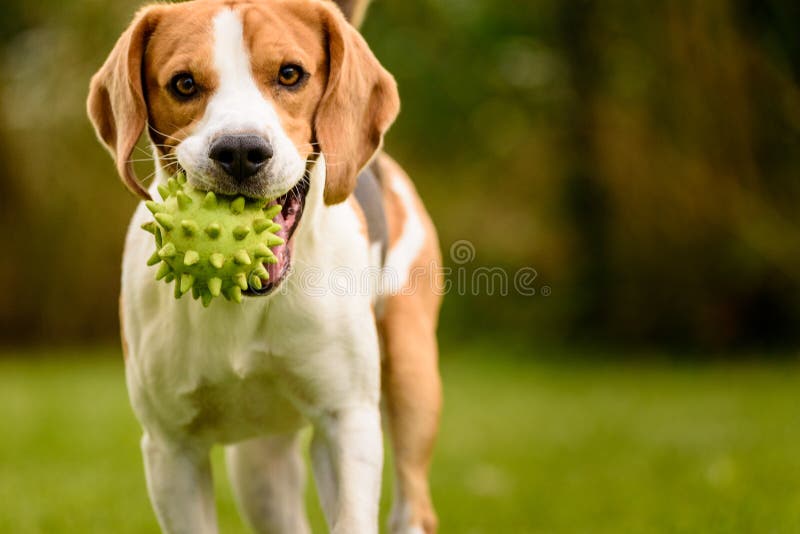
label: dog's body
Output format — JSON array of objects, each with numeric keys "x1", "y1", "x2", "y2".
[{"x1": 88, "y1": 1, "x2": 442, "y2": 533}]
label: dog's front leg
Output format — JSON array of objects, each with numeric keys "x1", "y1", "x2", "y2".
[
  {"x1": 141, "y1": 434, "x2": 217, "y2": 534},
  {"x1": 311, "y1": 404, "x2": 383, "y2": 534}
]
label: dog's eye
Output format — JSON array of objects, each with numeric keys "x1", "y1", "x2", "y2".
[
  {"x1": 277, "y1": 65, "x2": 304, "y2": 87},
  {"x1": 170, "y1": 74, "x2": 197, "y2": 98}
]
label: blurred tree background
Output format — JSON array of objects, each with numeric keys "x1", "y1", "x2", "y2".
[{"x1": 0, "y1": 0, "x2": 798, "y2": 351}]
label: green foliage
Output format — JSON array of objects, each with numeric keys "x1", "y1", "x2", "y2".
[{"x1": 0, "y1": 0, "x2": 798, "y2": 348}]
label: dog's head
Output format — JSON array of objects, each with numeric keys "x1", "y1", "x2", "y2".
[{"x1": 87, "y1": 0, "x2": 399, "y2": 291}]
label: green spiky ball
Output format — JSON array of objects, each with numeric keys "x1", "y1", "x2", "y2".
[{"x1": 141, "y1": 172, "x2": 283, "y2": 306}]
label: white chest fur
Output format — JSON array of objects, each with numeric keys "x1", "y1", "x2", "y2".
[{"x1": 121, "y1": 158, "x2": 381, "y2": 445}]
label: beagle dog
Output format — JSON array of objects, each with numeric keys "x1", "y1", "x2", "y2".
[{"x1": 86, "y1": 1, "x2": 442, "y2": 533}]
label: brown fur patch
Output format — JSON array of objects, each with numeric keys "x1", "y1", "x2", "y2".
[
  {"x1": 375, "y1": 153, "x2": 408, "y2": 248},
  {"x1": 87, "y1": 5, "x2": 166, "y2": 198},
  {"x1": 144, "y1": 3, "x2": 220, "y2": 153},
  {"x1": 302, "y1": 1, "x2": 399, "y2": 204},
  {"x1": 377, "y1": 155, "x2": 443, "y2": 532}
]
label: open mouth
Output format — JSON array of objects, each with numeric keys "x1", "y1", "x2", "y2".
[{"x1": 245, "y1": 177, "x2": 310, "y2": 296}]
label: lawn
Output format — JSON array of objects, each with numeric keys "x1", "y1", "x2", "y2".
[{"x1": 2, "y1": 344, "x2": 800, "y2": 533}]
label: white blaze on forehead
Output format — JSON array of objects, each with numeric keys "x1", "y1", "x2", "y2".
[
  {"x1": 175, "y1": 8, "x2": 304, "y2": 198},
  {"x1": 211, "y1": 9, "x2": 262, "y2": 117},
  {"x1": 208, "y1": 8, "x2": 278, "y2": 131},
  {"x1": 213, "y1": 9, "x2": 254, "y2": 92}
]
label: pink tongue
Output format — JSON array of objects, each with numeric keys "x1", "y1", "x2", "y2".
[{"x1": 258, "y1": 194, "x2": 303, "y2": 288}]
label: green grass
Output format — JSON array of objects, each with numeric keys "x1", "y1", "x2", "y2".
[{"x1": 2, "y1": 345, "x2": 800, "y2": 533}]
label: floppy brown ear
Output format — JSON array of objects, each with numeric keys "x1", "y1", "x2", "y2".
[
  {"x1": 315, "y1": 4, "x2": 400, "y2": 205},
  {"x1": 87, "y1": 7, "x2": 163, "y2": 200}
]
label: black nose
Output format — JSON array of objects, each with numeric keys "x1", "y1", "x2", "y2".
[{"x1": 209, "y1": 135, "x2": 273, "y2": 181}]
